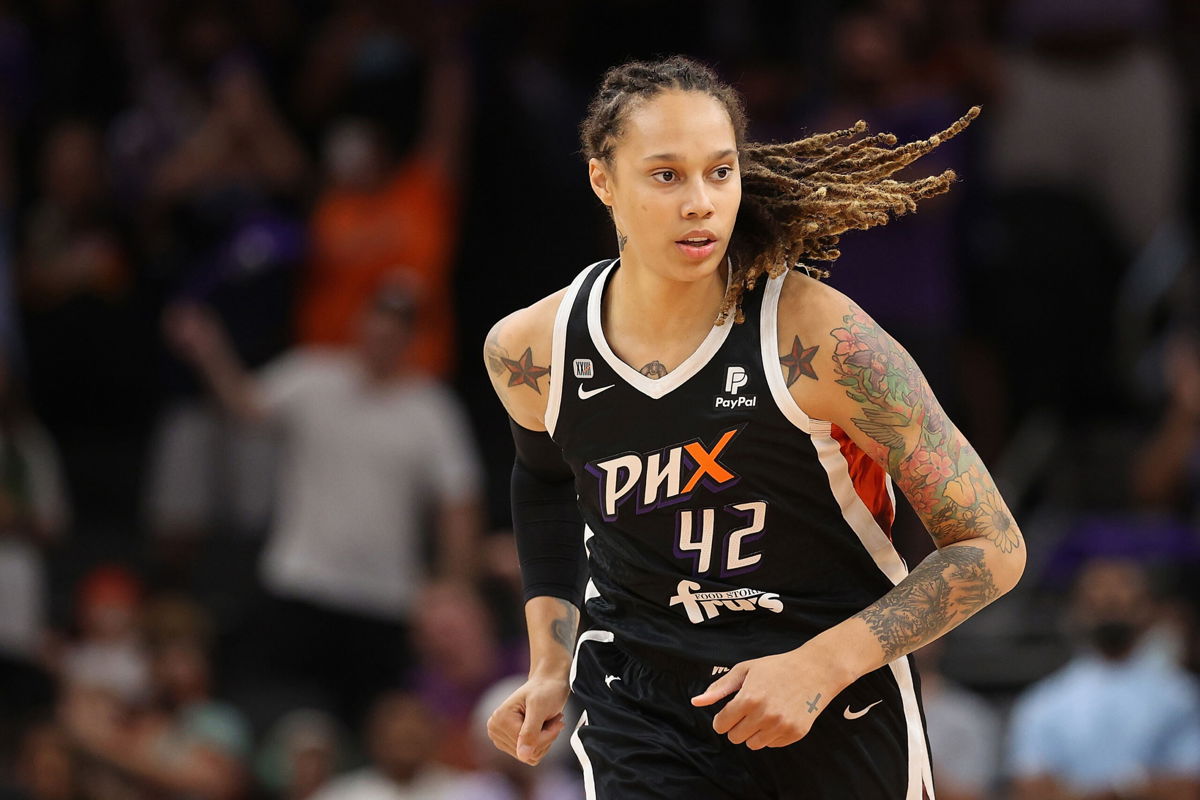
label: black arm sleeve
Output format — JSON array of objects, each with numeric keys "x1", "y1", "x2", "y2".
[{"x1": 509, "y1": 418, "x2": 588, "y2": 607}]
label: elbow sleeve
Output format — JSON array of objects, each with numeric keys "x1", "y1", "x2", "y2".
[{"x1": 509, "y1": 419, "x2": 588, "y2": 607}]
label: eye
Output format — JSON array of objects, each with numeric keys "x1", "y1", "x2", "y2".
[
  {"x1": 651, "y1": 170, "x2": 677, "y2": 184},
  {"x1": 712, "y1": 166, "x2": 733, "y2": 180}
]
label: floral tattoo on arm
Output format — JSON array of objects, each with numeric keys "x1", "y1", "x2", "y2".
[
  {"x1": 830, "y1": 306, "x2": 1020, "y2": 659},
  {"x1": 829, "y1": 307, "x2": 1018, "y2": 552}
]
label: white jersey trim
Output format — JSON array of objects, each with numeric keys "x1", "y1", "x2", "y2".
[
  {"x1": 586, "y1": 258, "x2": 733, "y2": 400},
  {"x1": 810, "y1": 429, "x2": 909, "y2": 585},
  {"x1": 812, "y1": 423, "x2": 929, "y2": 797},
  {"x1": 889, "y1": 657, "x2": 937, "y2": 799},
  {"x1": 546, "y1": 262, "x2": 604, "y2": 438},
  {"x1": 761, "y1": 272, "x2": 815, "y2": 434}
]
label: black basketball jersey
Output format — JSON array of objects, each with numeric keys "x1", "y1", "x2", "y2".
[{"x1": 547, "y1": 258, "x2": 913, "y2": 668}]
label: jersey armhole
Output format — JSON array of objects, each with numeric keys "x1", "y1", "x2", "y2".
[
  {"x1": 760, "y1": 272, "x2": 825, "y2": 435},
  {"x1": 545, "y1": 261, "x2": 607, "y2": 439}
]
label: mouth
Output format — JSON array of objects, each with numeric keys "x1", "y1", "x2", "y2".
[{"x1": 675, "y1": 231, "x2": 719, "y2": 261}]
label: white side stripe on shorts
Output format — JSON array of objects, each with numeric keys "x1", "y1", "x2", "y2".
[{"x1": 570, "y1": 711, "x2": 597, "y2": 800}]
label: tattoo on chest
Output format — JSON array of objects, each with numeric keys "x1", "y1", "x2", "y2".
[
  {"x1": 501, "y1": 346, "x2": 551, "y2": 394},
  {"x1": 640, "y1": 360, "x2": 668, "y2": 379},
  {"x1": 780, "y1": 335, "x2": 819, "y2": 385}
]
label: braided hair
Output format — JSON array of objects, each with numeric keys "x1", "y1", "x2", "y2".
[{"x1": 580, "y1": 55, "x2": 978, "y2": 324}]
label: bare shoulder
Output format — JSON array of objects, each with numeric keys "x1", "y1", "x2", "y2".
[
  {"x1": 777, "y1": 268, "x2": 854, "y2": 334},
  {"x1": 483, "y1": 288, "x2": 569, "y2": 431},
  {"x1": 774, "y1": 269, "x2": 854, "y2": 390},
  {"x1": 774, "y1": 269, "x2": 891, "y2": 422}
]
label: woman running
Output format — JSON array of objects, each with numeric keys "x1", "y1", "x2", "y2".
[{"x1": 483, "y1": 55, "x2": 1023, "y2": 800}]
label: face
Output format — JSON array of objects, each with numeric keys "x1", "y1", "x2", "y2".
[
  {"x1": 589, "y1": 90, "x2": 741, "y2": 284},
  {"x1": 366, "y1": 694, "x2": 436, "y2": 775},
  {"x1": 356, "y1": 308, "x2": 411, "y2": 373}
]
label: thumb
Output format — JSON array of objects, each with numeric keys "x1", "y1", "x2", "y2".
[
  {"x1": 515, "y1": 700, "x2": 559, "y2": 762},
  {"x1": 691, "y1": 664, "x2": 747, "y2": 707}
]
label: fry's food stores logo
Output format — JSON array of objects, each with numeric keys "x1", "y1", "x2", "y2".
[{"x1": 669, "y1": 580, "x2": 783, "y2": 624}]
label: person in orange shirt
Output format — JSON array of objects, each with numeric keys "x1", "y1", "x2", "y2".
[{"x1": 298, "y1": 26, "x2": 469, "y2": 379}]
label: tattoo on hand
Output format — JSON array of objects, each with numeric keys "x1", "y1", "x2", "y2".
[
  {"x1": 856, "y1": 545, "x2": 999, "y2": 661},
  {"x1": 501, "y1": 346, "x2": 551, "y2": 394},
  {"x1": 780, "y1": 335, "x2": 819, "y2": 385},
  {"x1": 806, "y1": 693, "x2": 822, "y2": 713},
  {"x1": 550, "y1": 599, "x2": 579, "y2": 653},
  {"x1": 828, "y1": 307, "x2": 1020, "y2": 553},
  {"x1": 640, "y1": 360, "x2": 668, "y2": 379}
]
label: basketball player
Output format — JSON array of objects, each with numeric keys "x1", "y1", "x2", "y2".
[{"x1": 484, "y1": 56, "x2": 1024, "y2": 799}]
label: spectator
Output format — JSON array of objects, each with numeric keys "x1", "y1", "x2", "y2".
[
  {"x1": 408, "y1": 581, "x2": 524, "y2": 770},
  {"x1": 0, "y1": 352, "x2": 69, "y2": 664},
  {"x1": 6, "y1": 719, "x2": 77, "y2": 800},
  {"x1": 18, "y1": 119, "x2": 141, "y2": 432},
  {"x1": 296, "y1": 9, "x2": 470, "y2": 378},
  {"x1": 56, "y1": 565, "x2": 151, "y2": 709},
  {"x1": 1007, "y1": 558, "x2": 1200, "y2": 798},
  {"x1": 61, "y1": 623, "x2": 251, "y2": 800},
  {"x1": 1133, "y1": 333, "x2": 1200, "y2": 516},
  {"x1": 456, "y1": 675, "x2": 583, "y2": 800},
  {"x1": 143, "y1": 54, "x2": 309, "y2": 559},
  {"x1": 256, "y1": 710, "x2": 346, "y2": 800},
  {"x1": 309, "y1": 692, "x2": 465, "y2": 800},
  {"x1": 164, "y1": 278, "x2": 483, "y2": 725},
  {"x1": 988, "y1": 0, "x2": 1184, "y2": 251},
  {"x1": 912, "y1": 641, "x2": 1001, "y2": 800}
]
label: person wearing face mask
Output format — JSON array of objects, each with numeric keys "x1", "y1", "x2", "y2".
[{"x1": 1007, "y1": 558, "x2": 1200, "y2": 800}]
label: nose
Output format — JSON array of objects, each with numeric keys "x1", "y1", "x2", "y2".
[{"x1": 682, "y1": 179, "x2": 715, "y2": 219}]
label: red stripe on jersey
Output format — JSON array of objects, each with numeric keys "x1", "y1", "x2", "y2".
[{"x1": 830, "y1": 423, "x2": 895, "y2": 540}]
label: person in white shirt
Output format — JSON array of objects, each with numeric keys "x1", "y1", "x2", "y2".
[{"x1": 165, "y1": 279, "x2": 483, "y2": 723}]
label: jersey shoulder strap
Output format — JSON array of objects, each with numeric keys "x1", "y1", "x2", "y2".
[{"x1": 545, "y1": 259, "x2": 614, "y2": 438}]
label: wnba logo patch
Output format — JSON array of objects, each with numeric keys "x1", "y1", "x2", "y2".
[{"x1": 573, "y1": 359, "x2": 594, "y2": 379}]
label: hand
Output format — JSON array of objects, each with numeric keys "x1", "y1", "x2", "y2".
[
  {"x1": 691, "y1": 645, "x2": 854, "y2": 750},
  {"x1": 162, "y1": 303, "x2": 225, "y2": 365},
  {"x1": 486, "y1": 675, "x2": 570, "y2": 766}
]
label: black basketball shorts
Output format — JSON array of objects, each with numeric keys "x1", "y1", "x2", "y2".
[{"x1": 568, "y1": 632, "x2": 935, "y2": 799}]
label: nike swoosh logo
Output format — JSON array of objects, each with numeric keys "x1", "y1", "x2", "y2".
[
  {"x1": 843, "y1": 699, "x2": 883, "y2": 720},
  {"x1": 604, "y1": 674, "x2": 621, "y2": 689},
  {"x1": 578, "y1": 384, "x2": 615, "y2": 400}
]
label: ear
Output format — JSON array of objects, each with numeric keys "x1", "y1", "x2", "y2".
[{"x1": 588, "y1": 158, "x2": 614, "y2": 207}]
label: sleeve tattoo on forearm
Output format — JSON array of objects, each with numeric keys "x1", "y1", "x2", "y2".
[
  {"x1": 855, "y1": 545, "x2": 999, "y2": 660},
  {"x1": 828, "y1": 306, "x2": 1019, "y2": 659}
]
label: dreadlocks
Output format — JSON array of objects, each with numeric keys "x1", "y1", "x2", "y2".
[{"x1": 580, "y1": 55, "x2": 978, "y2": 324}]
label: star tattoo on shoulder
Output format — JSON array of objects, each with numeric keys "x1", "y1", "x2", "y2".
[
  {"x1": 780, "y1": 335, "x2": 819, "y2": 386},
  {"x1": 502, "y1": 347, "x2": 551, "y2": 394}
]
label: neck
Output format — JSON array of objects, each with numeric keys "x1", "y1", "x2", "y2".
[{"x1": 607, "y1": 251, "x2": 728, "y2": 340}]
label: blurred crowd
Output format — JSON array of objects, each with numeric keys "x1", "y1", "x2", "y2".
[{"x1": 2, "y1": 0, "x2": 1200, "y2": 798}]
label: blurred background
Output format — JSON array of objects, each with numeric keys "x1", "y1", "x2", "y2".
[{"x1": 1, "y1": 0, "x2": 1200, "y2": 798}]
